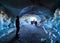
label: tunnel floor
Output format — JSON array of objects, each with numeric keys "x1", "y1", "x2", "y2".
[{"x1": 9, "y1": 24, "x2": 58, "y2": 43}]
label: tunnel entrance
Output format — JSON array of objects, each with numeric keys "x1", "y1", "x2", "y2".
[{"x1": 20, "y1": 14, "x2": 46, "y2": 26}]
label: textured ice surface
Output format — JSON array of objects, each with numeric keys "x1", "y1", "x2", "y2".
[{"x1": 0, "y1": 6, "x2": 60, "y2": 43}]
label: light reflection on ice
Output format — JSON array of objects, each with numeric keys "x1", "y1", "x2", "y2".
[{"x1": 0, "y1": 10, "x2": 15, "y2": 38}]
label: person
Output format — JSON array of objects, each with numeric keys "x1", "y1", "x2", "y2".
[
  {"x1": 35, "y1": 21, "x2": 37, "y2": 26},
  {"x1": 31, "y1": 21, "x2": 33, "y2": 24},
  {"x1": 16, "y1": 16, "x2": 20, "y2": 38}
]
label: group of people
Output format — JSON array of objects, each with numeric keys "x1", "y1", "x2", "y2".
[{"x1": 31, "y1": 20, "x2": 37, "y2": 26}]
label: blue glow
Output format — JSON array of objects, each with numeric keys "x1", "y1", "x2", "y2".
[{"x1": 0, "y1": 5, "x2": 60, "y2": 43}]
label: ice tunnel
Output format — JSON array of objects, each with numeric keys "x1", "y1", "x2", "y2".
[{"x1": 0, "y1": 5, "x2": 60, "y2": 43}]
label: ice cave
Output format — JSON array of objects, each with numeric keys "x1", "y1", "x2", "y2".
[{"x1": 0, "y1": 0, "x2": 60, "y2": 43}]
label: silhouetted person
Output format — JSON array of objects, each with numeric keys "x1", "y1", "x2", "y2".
[
  {"x1": 35, "y1": 21, "x2": 37, "y2": 26},
  {"x1": 31, "y1": 21, "x2": 33, "y2": 24},
  {"x1": 16, "y1": 16, "x2": 20, "y2": 38}
]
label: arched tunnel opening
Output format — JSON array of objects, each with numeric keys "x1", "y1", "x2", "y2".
[{"x1": 0, "y1": 0, "x2": 60, "y2": 43}]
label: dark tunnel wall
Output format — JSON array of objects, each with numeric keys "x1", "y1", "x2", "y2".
[
  {"x1": 0, "y1": 0, "x2": 32, "y2": 8},
  {"x1": 0, "y1": 0, "x2": 60, "y2": 9},
  {"x1": 0, "y1": 0, "x2": 60, "y2": 17}
]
